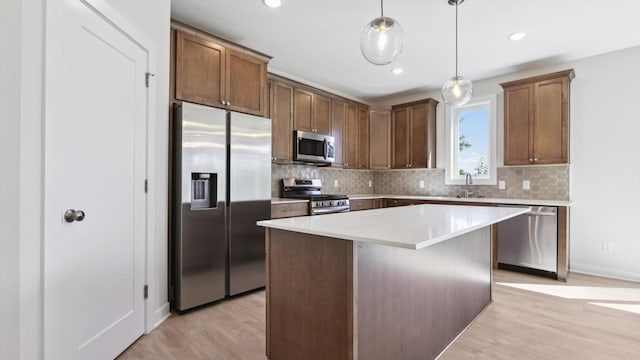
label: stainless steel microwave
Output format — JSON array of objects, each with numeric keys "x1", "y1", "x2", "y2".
[{"x1": 293, "y1": 130, "x2": 335, "y2": 164}]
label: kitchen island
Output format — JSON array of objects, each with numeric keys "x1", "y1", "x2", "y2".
[{"x1": 257, "y1": 204, "x2": 527, "y2": 360}]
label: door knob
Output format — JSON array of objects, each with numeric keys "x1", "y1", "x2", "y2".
[{"x1": 64, "y1": 209, "x2": 85, "y2": 223}]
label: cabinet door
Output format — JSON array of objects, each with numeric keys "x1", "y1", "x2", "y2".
[
  {"x1": 425, "y1": 100, "x2": 437, "y2": 169},
  {"x1": 357, "y1": 107, "x2": 369, "y2": 169},
  {"x1": 409, "y1": 103, "x2": 427, "y2": 168},
  {"x1": 313, "y1": 93, "x2": 332, "y2": 135},
  {"x1": 175, "y1": 31, "x2": 225, "y2": 108},
  {"x1": 344, "y1": 104, "x2": 358, "y2": 169},
  {"x1": 226, "y1": 49, "x2": 267, "y2": 116},
  {"x1": 331, "y1": 99, "x2": 346, "y2": 167},
  {"x1": 293, "y1": 88, "x2": 313, "y2": 132},
  {"x1": 391, "y1": 107, "x2": 410, "y2": 169},
  {"x1": 533, "y1": 78, "x2": 568, "y2": 164},
  {"x1": 504, "y1": 84, "x2": 534, "y2": 165},
  {"x1": 270, "y1": 80, "x2": 294, "y2": 163},
  {"x1": 369, "y1": 109, "x2": 391, "y2": 170}
]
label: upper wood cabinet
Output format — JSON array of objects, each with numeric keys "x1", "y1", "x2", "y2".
[
  {"x1": 331, "y1": 99, "x2": 346, "y2": 167},
  {"x1": 501, "y1": 69, "x2": 574, "y2": 165},
  {"x1": 344, "y1": 104, "x2": 358, "y2": 169},
  {"x1": 269, "y1": 79, "x2": 294, "y2": 163},
  {"x1": 172, "y1": 22, "x2": 269, "y2": 117},
  {"x1": 293, "y1": 89, "x2": 331, "y2": 135},
  {"x1": 313, "y1": 93, "x2": 332, "y2": 135},
  {"x1": 369, "y1": 109, "x2": 391, "y2": 170},
  {"x1": 357, "y1": 107, "x2": 370, "y2": 169},
  {"x1": 391, "y1": 99, "x2": 438, "y2": 169},
  {"x1": 267, "y1": 74, "x2": 369, "y2": 166}
]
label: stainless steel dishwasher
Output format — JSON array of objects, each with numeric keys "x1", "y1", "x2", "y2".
[{"x1": 497, "y1": 205, "x2": 558, "y2": 276}]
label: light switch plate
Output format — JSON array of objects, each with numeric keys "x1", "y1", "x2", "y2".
[
  {"x1": 419, "y1": 180, "x2": 425, "y2": 188},
  {"x1": 523, "y1": 180, "x2": 530, "y2": 190},
  {"x1": 334, "y1": 180, "x2": 338, "y2": 187},
  {"x1": 368, "y1": 180, "x2": 372, "y2": 188},
  {"x1": 498, "y1": 180, "x2": 506, "y2": 190}
]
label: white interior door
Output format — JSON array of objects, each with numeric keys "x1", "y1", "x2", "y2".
[{"x1": 44, "y1": 1, "x2": 148, "y2": 359}]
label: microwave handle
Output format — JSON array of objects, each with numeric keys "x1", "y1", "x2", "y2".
[{"x1": 323, "y1": 138, "x2": 328, "y2": 160}]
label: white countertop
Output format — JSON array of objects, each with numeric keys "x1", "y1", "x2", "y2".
[
  {"x1": 258, "y1": 204, "x2": 528, "y2": 250},
  {"x1": 347, "y1": 194, "x2": 573, "y2": 207}
]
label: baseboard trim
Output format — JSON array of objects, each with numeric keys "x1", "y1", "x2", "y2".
[
  {"x1": 570, "y1": 262, "x2": 640, "y2": 283},
  {"x1": 147, "y1": 302, "x2": 171, "y2": 334}
]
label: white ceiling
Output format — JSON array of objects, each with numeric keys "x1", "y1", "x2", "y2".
[{"x1": 171, "y1": 0, "x2": 640, "y2": 103}]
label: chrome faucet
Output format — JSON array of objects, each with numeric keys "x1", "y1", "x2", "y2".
[{"x1": 464, "y1": 173, "x2": 473, "y2": 198}]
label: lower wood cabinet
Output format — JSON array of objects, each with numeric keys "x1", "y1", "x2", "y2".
[
  {"x1": 271, "y1": 202, "x2": 308, "y2": 219},
  {"x1": 349, "y1": 198, "x2": 382, "y2": 211}
]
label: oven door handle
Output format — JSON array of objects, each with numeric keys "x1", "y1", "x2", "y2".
[{"x1": 311, "y1": 205, "x2": 350, "y2": 215}]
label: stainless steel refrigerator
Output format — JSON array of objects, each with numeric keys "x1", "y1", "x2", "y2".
[{"x1": 172, "y1": 101, "x2": 271, "y2": 311}]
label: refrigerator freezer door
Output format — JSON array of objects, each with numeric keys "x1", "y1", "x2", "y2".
[
  {"x1": 173, "y1": 102, "x2": 227, "y2": 311},
  {"x1": 229, "y1": 113, "x2": 272, "y2": 295}
]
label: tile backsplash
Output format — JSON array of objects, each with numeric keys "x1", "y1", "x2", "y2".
[
  {"x1": 373, "y1": 165, "x2": 569, "y2": 200},
  {"x1": 272, "y1": 164, "x2": 569, "y2": 200},
  {"x1": 271, "y1": 164, "x2": 374, "y2": 197}
]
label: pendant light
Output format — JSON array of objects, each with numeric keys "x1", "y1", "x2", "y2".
[
  {"x1": 441, "y1": 0, "x2": 472, "y2": 106},
  {"x1": 360, "y1": 0, "x2": 404, "y2": 65}
]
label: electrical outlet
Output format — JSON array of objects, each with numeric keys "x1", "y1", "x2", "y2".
[
  {"x1": 334, "y1": 180, "x2": 338, "y2": 187},
  {"x1": 498, "y1": 180, "x2": 506, "y2": 190},
  {"x1": 368, "y1": 180, "x2": 372, "y2": 188},
  {"x1": 419, "y1": 180, "x2": 425, "y2": 188},
  {"x1": 602, "y1": 242, "x2": 614, "y2": 253},
  {"x1": 522, "y1": 180, "x2": 530, "y2": 190}
]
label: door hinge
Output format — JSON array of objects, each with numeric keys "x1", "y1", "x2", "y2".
[
  {"x1": 144, "y1": 285, "x2": 149, "y2": 299},
  {"x1": 144, "y1": 179, "x2": 148, "y2": 193},
  {"x1": 145, "y1": 72, "x2": 155, "y2": 88}
]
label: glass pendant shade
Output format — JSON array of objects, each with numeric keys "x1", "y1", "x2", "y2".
[
  {"x1": 360, "y1": 17, "x2": 404, "y2": 65},
  {"x1": 441, "y1": 75, "x2": 473, "y2": 106}
]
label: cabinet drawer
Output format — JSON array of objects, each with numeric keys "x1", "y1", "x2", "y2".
[
  {"x1": 271, "y1": 202, "x2": 309, "y2": 219},
  {"x1": 350, "y1": 199, "x2": 375, "y2": 211}
]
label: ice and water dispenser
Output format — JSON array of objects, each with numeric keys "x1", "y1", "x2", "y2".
[{"x1": 191, "y1": 172, "x2": 217, "y2": 209}]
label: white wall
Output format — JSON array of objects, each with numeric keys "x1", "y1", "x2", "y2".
[
  {"x1": 0, "y1": 0, "x2": 171, "y2": 358},
  {"x1": 381, "y1": 46, "x2": 640, "y2": 281}
]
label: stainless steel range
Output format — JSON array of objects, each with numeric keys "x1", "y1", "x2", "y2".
[{"x1": 281, "y1": 178, "x2": 350, "y2": 215}]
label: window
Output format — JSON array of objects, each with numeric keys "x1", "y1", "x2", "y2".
[{"x1": 445, "y1": 94, "x2": 497, "y2": 185}]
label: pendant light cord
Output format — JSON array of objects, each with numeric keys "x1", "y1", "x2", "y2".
[
  {"x1": 455, "y1": 0, "x2": 459, "y2": 77},
  {"x1": 381, "y1": 0, "x2": 384, "y2": 18}
]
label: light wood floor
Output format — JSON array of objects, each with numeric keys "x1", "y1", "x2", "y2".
[{"x1": 119, "y1": 270, "x2": 640, "y2": 359}]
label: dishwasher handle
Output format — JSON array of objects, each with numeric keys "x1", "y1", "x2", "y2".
[{"x1": 526, "y1": 210, "x2": 557, "y2": 216}]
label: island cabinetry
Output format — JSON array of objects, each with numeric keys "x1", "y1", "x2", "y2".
[
  {"x1": 269, "y1": 79, "x2": 294, "y2": 163},
  {"x1": 172, "y1": 22, "x2": 269, "y2": 117},
  {"x1": 265, "y1": 226, "x2": 492, "y2": 360},
  {"x1": 391, "y1": 98, "x2": 438, "y2": 169},
  {"x1": 369, "y1": 109, "x2": 391, "y2": 170},
  {"x1": 349, "y1": 198, "x2": 382, "y2": 211},
  {"x1": 501, "y1": 69, "x2": 574, "y2": 165},
  {"x1": 271, "y1": 202, "x2": 308, "y2": 219}
]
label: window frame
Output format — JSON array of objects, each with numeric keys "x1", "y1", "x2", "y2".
[{"x1": 444, "y1": 94, "x2": 497, "y2": 185}]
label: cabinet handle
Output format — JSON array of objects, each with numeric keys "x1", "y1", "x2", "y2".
[
  {"x1": 534, "y1": 158, "x2": 538, "y2": 162},
  {"x1": 529, "y1": 158, "x2": 533, "y2": 162}
]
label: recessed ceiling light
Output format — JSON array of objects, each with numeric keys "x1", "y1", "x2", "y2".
[
  {"x1": 391, "y1": 68, "x2": 404, "y2": 75},
  {"x1": 263, "y1": 0, "x2": 282, "y2": 8},
  {"x1": 509, "y1": 32, "x2": 527, "y2": 41}
]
